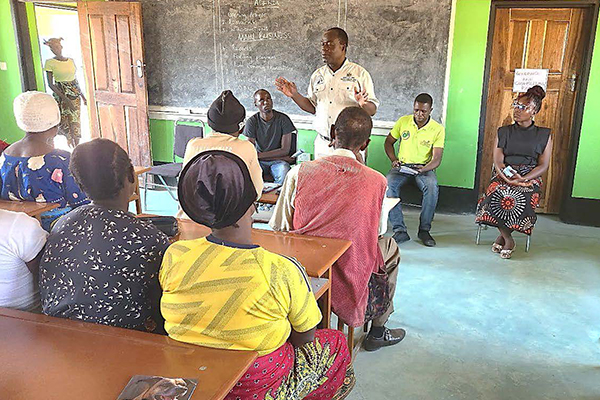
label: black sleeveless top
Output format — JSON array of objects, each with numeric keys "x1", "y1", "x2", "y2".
[{"x1": 497, "y1": 123, "x2": 551, "y2": 166}]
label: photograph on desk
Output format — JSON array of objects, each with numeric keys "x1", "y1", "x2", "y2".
[{"x1": 117, "y1": 375, "x2": 197, "y2": 400}]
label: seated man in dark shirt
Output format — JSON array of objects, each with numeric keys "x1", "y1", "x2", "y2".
[{"x1": 243, "y1": 89, "x2": 297, "y2": 184}]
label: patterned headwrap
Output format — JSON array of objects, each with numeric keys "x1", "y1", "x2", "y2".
[{"x1": 178, "y1": 150, "x2": 257, "y2": 229}]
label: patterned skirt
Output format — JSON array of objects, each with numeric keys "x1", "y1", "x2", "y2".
[
  {"x1": 226, "y1": 329, "x2": 355, "y2": 400},
  {"x1": 475, "y1": 165, "x2": 542, "y2": 235},
  {"x1": 53, "y1": 80, "x2": 82, "y2": 145}
]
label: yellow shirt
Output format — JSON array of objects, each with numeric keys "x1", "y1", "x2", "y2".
[
  {"x1": 390, "y1": 115, "x2": 445, "y2": 165},
  {"x1": 44, "y1": 58, "x2": 76, "y2": 82},
  {"x1": 159, "y1": 237, "x2": 322, "y2": 356}
]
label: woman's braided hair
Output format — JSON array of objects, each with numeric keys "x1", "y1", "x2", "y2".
[
  {"x1": 70, "y1": 138, "x2": 134, "y2": 201},
  {"x1": 518, "y1": 85, "x2": 546, "y2": 113}
]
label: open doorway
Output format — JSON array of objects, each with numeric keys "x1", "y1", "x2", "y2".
[{"x1": 33, "y1": 2, "x2": 90, "y2": 151}]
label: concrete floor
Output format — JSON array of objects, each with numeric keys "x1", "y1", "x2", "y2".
[{"x1": 141, "y1": 190, "x2": 600, "y2": 400}]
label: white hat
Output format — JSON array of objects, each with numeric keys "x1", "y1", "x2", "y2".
[{"x1": 13, "y1": 91, "x2": 61, "y2": 133}]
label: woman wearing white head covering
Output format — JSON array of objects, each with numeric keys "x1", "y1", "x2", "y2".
[{"x1": 0, "y1": 91, "x2": 88, "y2": 231}]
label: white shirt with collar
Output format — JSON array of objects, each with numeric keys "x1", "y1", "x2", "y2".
[
  {"x1": 307, "y1": 59, "x2": 379, "y2": 140},
  {"x1": 269, "y1": 149, "x2": 391, "y2": 235}
]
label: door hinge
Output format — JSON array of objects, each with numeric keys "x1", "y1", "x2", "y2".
[{"x1": 568, "y1": 73, "x2": 578, "y2": 92}]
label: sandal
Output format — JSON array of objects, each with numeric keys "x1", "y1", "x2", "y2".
[
  {"x1": 500, "y1": 245, "x2": 515, "y2": 259},
  {"x1": 491, "y1": 243, "x2": 503, "y2": 253}
]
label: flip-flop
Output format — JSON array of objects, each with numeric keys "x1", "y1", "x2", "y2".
[
  {"x1": 491, "y1": 243, "x2": 503, "y2": 253},
  {"x1": 500, "y1": 245, "x2": 515, "y2": 259}
]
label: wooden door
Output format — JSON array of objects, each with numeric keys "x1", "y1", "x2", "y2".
[
  {"x1": 78, "y1": 1, "x2": 151, "y2": 167},
  {"x1": 480, "y1": 7, "x2": 591, "y2": 213}
]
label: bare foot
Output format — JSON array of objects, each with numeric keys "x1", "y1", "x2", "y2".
[
  {"x1": 503, "y1": 236, "x2": 515, "y2": 251},
  {"x1": 494, "y1": 235, "x2": 505, "y2": 246}
]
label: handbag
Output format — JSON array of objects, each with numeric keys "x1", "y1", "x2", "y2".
[{"x1": 364, "y1": 267, "x2": 391, "y2": 322}]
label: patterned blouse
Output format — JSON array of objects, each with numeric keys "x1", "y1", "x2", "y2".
[
  {"x1": 0, "y1": 149, "x2": 87, "y2": 207},
  {"x1": 39, "y1": 204, "x2": 171, "y2": 333},
  {"x1": 0, "y1": 150, "x2": 89, "y2": 230}
]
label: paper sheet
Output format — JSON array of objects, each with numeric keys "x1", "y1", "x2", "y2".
[{"x1": 380, "y1": 197, "x2": 401, "y2": 236}]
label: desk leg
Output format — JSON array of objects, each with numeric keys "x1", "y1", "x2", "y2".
[
  {"x1": 134, "y1": 173, "x2": 143, "y2": 214},
  {"x1": 318, "y1": 270, "x2": 331, "y2": 330}
]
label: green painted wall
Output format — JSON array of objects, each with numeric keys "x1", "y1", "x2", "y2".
[
  {"x1": 572, "y1": 18, "x2": 600, "y2": 200},
  {"x1": 150, "y1": 119, "x2": 393, "y2": 176},
  {"x1": 0, "y1": 0, "x2": 24, "y2": 143},
  {"x1": 438, "y1": 0, "x2": 491, "y2": 189}
]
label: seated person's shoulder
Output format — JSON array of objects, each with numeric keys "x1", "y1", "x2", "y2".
[
  {"x1": 274, "y1": 110, "x2": 293, "y2": 122},
  {"x1": 397, "y1": 115, "x2": 413, "y2": 125},
  {"x1": 49, "y1": 204, "x2": 88, "y2": 232},
  {"x1": 1, "y1": 209, "x2": 44, "y2": 232},
  {"x1": 246, "y1": 112, "x2": 261, "y2": 124},
  {"x1": 163, "y1": 238, "x2": 209, "y2": 263},
  {"x1": 48, "y1": 149, "x2": 72, "y2": 160},
  {"x1": 129, "y1": 215, "x2": 171, "y2": 241},
  {"x1": 364, "y1": 165, "x2": 388, "y2": 184},
  {"x1": 429, "y1": 118, "x2": 444, "y2": 131},
  {"x1": 185, "y1": 136, "x2": 206, "y2": 151},
  {"x1": 260, "y1": 249, "x2": 311, "y2": 287},
  {"x1": 259, "y1": 247, "x2": 308, "y2": 276}
]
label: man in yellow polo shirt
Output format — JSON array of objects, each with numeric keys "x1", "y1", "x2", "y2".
[{"x1": 384, "y1": 93, "x2": 445, "y2": 247}]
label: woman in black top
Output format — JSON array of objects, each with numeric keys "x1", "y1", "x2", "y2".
[
  {"x1": 476, "y1": 86, "x2": 553, "y2": 259},
  {"x1": 40, "y1": 139, "x2": 170, "y2": 332}
]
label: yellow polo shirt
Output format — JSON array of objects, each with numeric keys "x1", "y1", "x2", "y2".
[{"x1": 390, "y1": 115, "x2": 445, "y2": 165}]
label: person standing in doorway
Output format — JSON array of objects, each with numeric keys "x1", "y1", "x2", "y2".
[
  {"x1": 275, "y1": 27, "x2": 379, "y2": 160},
  {"x1": 44, "y1": 37, "x2": 87, "y2": 149},
  {"x1": 385, "y1": 93, "x2": 445, "y2": 247},
  {"x1": 243, "y1": 89, "x2": 297, "y2": 184}
]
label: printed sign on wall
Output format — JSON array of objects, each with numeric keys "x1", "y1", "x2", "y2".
[{"x1": 513, "y1": 69, "x2": 549, "y2": 93}]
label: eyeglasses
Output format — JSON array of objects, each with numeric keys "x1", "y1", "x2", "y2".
[{"x1": 511, "y1": 100, "x2": 532, "y2": 111}]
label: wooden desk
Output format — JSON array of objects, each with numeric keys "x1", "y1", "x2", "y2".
[
  {"x1": 0, "y1": 199, "x2": 59, "y2": 221},
  {"x1": 258, "y1": 190, "x2": 279, "y2": 205},
  {"x1": 176, "y1": 219, "x2": 352, "y2": 329},
  {"x1": 0, "y1": 308, "x2": 257, "y2": 400},
  {"x1": 130, "y1": 166, "x2": 152, "y2": 214}
]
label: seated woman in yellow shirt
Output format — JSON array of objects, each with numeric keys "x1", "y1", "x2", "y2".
[{"x1": 160, "y1": 150, "x2": 354, "y2": 400}]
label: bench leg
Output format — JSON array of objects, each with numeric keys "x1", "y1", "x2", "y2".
[
  {"x1": 526, "y1": 235, "x2": 531, "y2": 252},
  {"x1": 476, "y1": 224, "x2": 482, "y2": 245}
]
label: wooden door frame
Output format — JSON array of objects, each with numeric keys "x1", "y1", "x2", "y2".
[
  {"x1": 11, "y1": 0, "x2": 38, "y2": 92},
  {"x1": 475, "y1": 0, "x2": 600, "y2": 216}
]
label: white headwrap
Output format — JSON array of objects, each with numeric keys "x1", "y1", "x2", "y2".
[{"x1": 13, "y1": 91, "x2": 60, "y2": 133}]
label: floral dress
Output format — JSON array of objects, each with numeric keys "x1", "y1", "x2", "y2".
[
  {"x1": 0, "y1": 149, "x2": 89, "y2": 230},
  {"x1": 475, "y1": 123, "x2": 550, "y2": 235}
]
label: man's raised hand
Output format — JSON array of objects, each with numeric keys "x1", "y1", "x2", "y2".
[
  {"x1": 354, "y1": 87, "x2": 368, "y2": 106},
  {"x1": 275, "y1": 77, "x2": 298, "y2": 98}
]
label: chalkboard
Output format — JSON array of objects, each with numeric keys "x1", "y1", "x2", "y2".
[{"x1": 141, "y1": 0, "x2": 452, "y2": 122}]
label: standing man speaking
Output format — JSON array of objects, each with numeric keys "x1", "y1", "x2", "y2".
[{"x1": 275, "y1": 27, "x2": 379, "y2": 160}]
